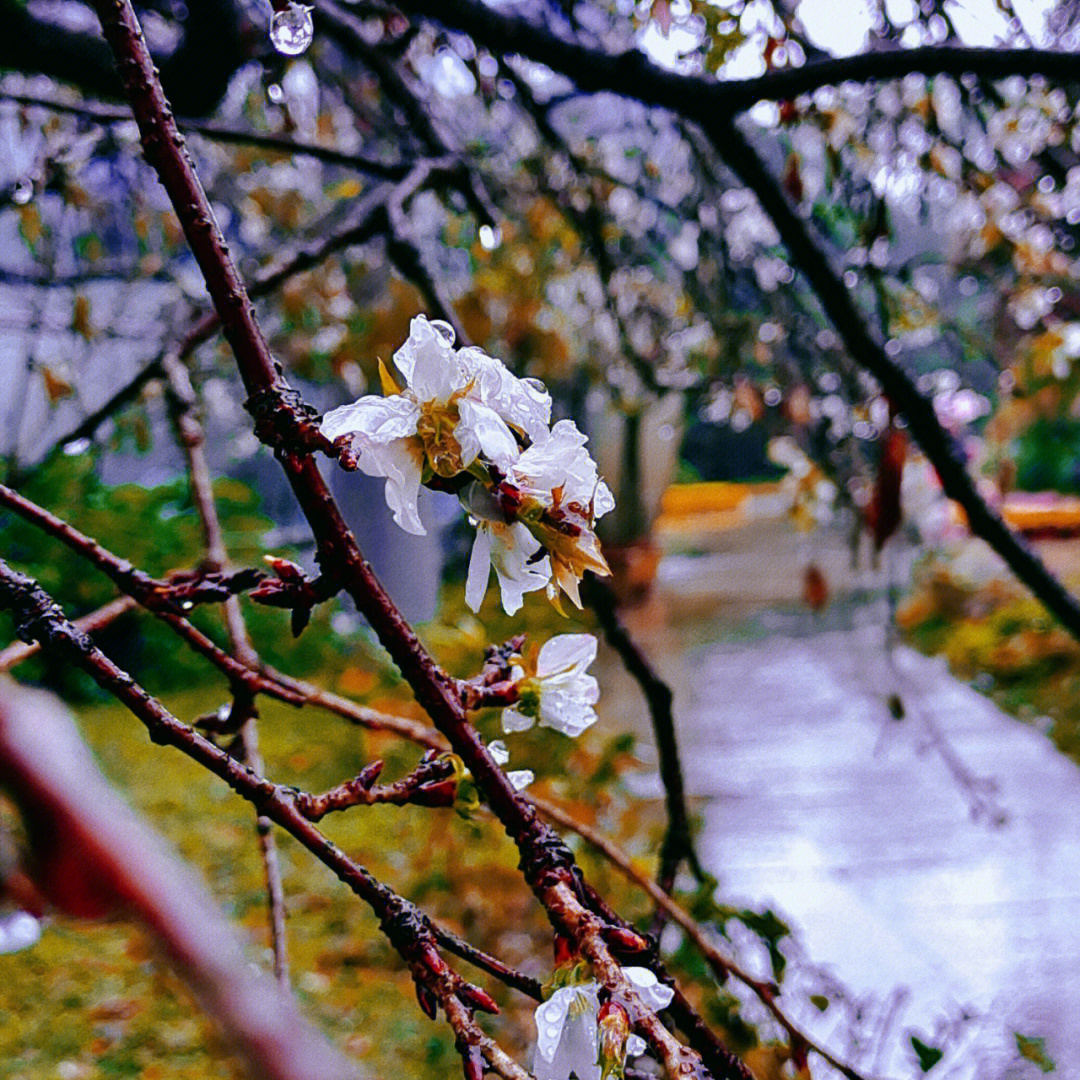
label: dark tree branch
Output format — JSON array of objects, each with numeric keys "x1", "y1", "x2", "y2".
[
  {"x1": 87, "y1": 5, "x2": 734, "y2": 1076},
  {"x1": 389, "y1": 0, "x2": 1080, "y2": 116},
  {"x1": 0, "y1": 0, "x2": 244, "y2": 116},
  {"x1": 0, "y1": 92, "x2": 417, "y2": 179},
  {"x1": 163, "y1": 351, "x2": 291, "y2": 986},
  {"x1": 0, "y1": 564, "x2": 528, "y2": 1080},
  {"x1": 0, "y1": 483, "x2": 263, "y2": 614},
  {"x1": 708, "y1": 116, "x2": 1080, "y2": 644},
  {"x1": 581, "y1": 577, "x2": 703, "y2": 898}
]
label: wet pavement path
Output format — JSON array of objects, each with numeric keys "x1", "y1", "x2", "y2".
[{"x1": 608, "y1": 542, "x2": 1080, "y2": 1079}]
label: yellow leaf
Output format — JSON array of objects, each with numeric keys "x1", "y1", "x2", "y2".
[
  {"x1": 72, "y1": 295, "x2": 93, "y2": 340},
  {"x1": 327, "y1": 178, "x2": 364, "y2": 200}
]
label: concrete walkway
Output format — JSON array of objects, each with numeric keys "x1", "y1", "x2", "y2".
[{"x1": 606, "y1": 533, "x2": 1080, "y2": 1079}]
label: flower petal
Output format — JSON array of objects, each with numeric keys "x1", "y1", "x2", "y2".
[
  {"x1": 534, "y1": 988, "x2": 574, "y2": 1064},
  {"x1": 358, "y1": 438, "x2": 425, "y2": 536},
  {"x1": 624, "y1": 967, "x2": 675, "y2": 1012},
  {"x1": 397, "y1": 316, "x2": 467, "y2": 402},
  {"x1": 461, "y1": 346, "x2": 552, "y2": 441},
  {"x1": 457, "y1": 398, "x2": 520, "y2": 469},
  {"x1": 508, "y1": 769, "x2": 534, "y2": 791},
  {"x1": 321, "y1": 395, "x2": 419, "y2": 443},
  {"x1": 465, "y1": 527, "x2": 493, "y2": 612},
  {"x1": 488, "y1": 522, "x2": 550, "y2": 615},
  {"x1": 502, "y1": 707, "x2": 535, "y2": 733},
  {"x1": 537, "y1": 634, "x2": 598, "y2": 678}
]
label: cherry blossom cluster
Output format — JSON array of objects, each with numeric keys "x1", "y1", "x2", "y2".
[{"x1": 321, "y1": 316, "x2": 614, "y2": 614}]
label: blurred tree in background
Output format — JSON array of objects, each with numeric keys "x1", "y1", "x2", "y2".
[{"x1": 4, "y1": 1, "x2": 1080, "y2": 1079}]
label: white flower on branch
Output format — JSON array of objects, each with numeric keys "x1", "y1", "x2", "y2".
[
  {"x1": 321, "y1": 316, "x2": 547, "y2": 534},
  {"x1": 503, "y1": 633, "x2": 600, "y2": 738},
  {"x1": 532, "y1": 968, "x2": 673, "y2": 1080},
  {"x1": 462, "y1": 482, "x2": 552, "y2": 614},
  {"x1": 505, "y1": 420, "x2": 615, "y2": 608}
]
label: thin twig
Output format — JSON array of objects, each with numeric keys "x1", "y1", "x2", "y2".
[
  {"x1": 163, "y1": 350, "x2": 291, "y2": 986},
  {"x1": 0, "y1": 594, "x2": 136, "y2": 672},
  {"x1": 0, "y1": 563, "x2": 527, "y2": 1080},
  {"x1": 0, "y1": 91, "x2": 415, "y2": 177}
]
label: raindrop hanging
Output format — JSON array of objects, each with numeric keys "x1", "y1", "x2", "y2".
[{"x1": 269, "y1": 1, "x2": 314, "y2": 56}]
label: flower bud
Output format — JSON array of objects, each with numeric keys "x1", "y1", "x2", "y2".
[{"x1": 597, "y1": 1001, "x2": 631, "y2": 1080}]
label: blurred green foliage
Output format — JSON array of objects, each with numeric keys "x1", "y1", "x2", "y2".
[{"x1": 0, "y1": 448, "x2": 349, "y2": 701}]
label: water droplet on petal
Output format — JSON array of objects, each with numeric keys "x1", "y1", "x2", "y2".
[
  {"x1": 181, "y1": 600, "x2": 194, "y2": 611},
  {"x1": 429, "y1": 320, "x2": 456, "y2": 345},
  {"x1": 269, "y1": 3, "x2": 314, "y2": 56},
  {"x1": 478, "y1": 224, "x2": 502, "y2": 251},
  {"x1": 12, "y1": 179, "x2": 33, "y2": 205}
]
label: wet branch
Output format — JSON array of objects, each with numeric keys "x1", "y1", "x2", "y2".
[
  {"x1": 0, "y1": 563, "x2": 528, "y2": 1080},
  {"x1": 581, "y1": 578, "x2": 703, "y2": 898},
  {"x1": 163, "y1": 351, "x2": 291, "y2": 986},
  {"x1": 389, "y1": 0, "x2": 1080, "y2": 118},
  {"x1": 88, "y1": 5, "x2": 733, "y2": 1076},
  {"x1": 0, "y1": 483, "x2": 263, "y2": 613},
  {"x1": 0, "y1": 91, "x2": 416, "y2": 178}
]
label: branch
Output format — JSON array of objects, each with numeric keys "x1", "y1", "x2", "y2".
[
  {"x1": 389, "y1": 0, "x2": 1080, "y2": 117},
  {"x1": 0, "y1": 564, "x2": 527, "y2": 1080},
  {"x1": 0, "y1": 678, "x2": 362, "y2": 1080},
  {"x1": 393, "y1": 0, "x2": 1080, "y2": 656},
  {"x1": 0, "y1": 483, "x2": 262, "y2": 613},
  {"x1": 0, "y1": 594, "x2": 135, "y2": 672},
  {"x1": 87, "y1": 7, "x2": 739, "y2": 1077},
  {"x1": 533, "y1": 796, "x2": 887, "y2": 1080},
  {"x1": 709, "y1": 116, "x2": 1080, "y2": 644},
  {"x1": 581, "y1": 578, "x2": 702, "y2": 896},
  {"x1": 0, "y1": 92, "x2": 415, "y2": 179},
  {"x1": 163, "y1": 351, "x2": 291, "y2": 986},
  {"x1": 294, "y1": 753, "x2": 458, "y2": 817}
]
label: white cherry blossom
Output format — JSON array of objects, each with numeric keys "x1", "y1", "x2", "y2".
[
  {"x1": 505, "y1": 419, "x2": 615, "y2": 607},
  {"x1": 509, "y1": 419, "x2": 615, "y2": 519},
  {"x1": 462, "y1": 482, "x2": 552, "y2": 614},
  {"x1": 532, "y1": 968, "x2": 673, "y2": 1080},
  {"x1": 321, "y1": 316, "x2": 548, "y2": 534},
  {"x1": 503, "y1": 633, "x2": 599, "y2": 737}
]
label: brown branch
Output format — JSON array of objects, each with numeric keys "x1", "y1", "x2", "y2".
[
  {"x1": 294, "y1": 753, "x2": 458, "y2": 818},
  {"x1": 389, "y1": 0, "x2": 1080, "y2": 118},
  {"x1": 581, "y1": 577, "x2": 702, "y2": 902},
  {"x1": 87, "y1": 6, "x2": 738, "y2": 1076},
  {"x1": 0, "y1": 594, "x2": 136, "y2": 672},
  {"x1": 163, "y1": 350, "x2": 291, "y2": 986},
  {"x1": 0, "y1": 563, "x2": 525, "y2": 1080},
  {"x1": 0, "y1": 91, "x2": 416, "y2": 178},
  {"x1": 0, "y1": 678, "x2": 363, "y2": 1080},
  {"x1": 0, "y1": 483, "x2": 263, "y2": 613},
  {"x1": 533, "y1": 796, "x2": 885, "y2": 1080}
]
